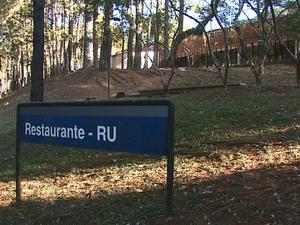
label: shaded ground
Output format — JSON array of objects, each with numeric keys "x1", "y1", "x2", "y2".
[
  {"x1": 0, "y1": 64, "x2": 299, "y2": 225},
  {"x1": 0, "y1": 143, "x2": 299, "y2": 225}
]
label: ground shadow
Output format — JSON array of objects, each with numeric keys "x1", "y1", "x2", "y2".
[
  {"x1": 1, "y1": 161, "x2": 299, "y2": 225},
  {"x1": 0, "y1": 143, "x2": 164, "y2": 182},
  {"x1": 1, "y1": 123, "x2": 299, "y2": 183}
]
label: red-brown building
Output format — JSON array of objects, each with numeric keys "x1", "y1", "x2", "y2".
[{"x1": 174, "y1": 21, "x2": 299, "y2": 67}]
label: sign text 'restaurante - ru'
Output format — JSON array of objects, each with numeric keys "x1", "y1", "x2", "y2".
[{"x1": 24, "y1": 123, "x2": 117, "y2": 142}]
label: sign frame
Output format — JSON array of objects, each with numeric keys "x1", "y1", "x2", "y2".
[{"x1": 15, "y1": 99, "x2": 175, "y2": 213}]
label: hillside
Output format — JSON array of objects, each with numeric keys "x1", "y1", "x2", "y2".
[
  {"x1": 0, "y1": 65, "x2": 300, "y2": 224},
  {"x1": 1, "y1": 64, "x2": 297, "y2": 105}
]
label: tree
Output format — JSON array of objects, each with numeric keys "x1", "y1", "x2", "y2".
[
  {"x1": 209, "y1": 0, "x2": 231, "y2": 88},
  {"x1": 179, "y1": 0, "x2": 184, "y2": 32},
  {"x1": 30, "y1": 0, "x2": 45, "y2": 102},
  {"x1": 269, "y1": 0, "x2": 300, "y2": 86},
  {"x1": 83, "y1": 0, "x2": 93, "y2": 68},
  {"x1": 133, "y1": 0, "x2": 143, "y2": 69},
  {"x1": 99, "y1": 0, "x2": 113, "y2": 71},
  {"x1": 93, "y1": 3, "x2": 99, "y2": 68},
  {"x1": 244, "y1": 0, "x2": 273, "y2": 85},
  {"x1": 167, "y1": 0, "x2": 216, "y2": 89},
  {"x1": 126, "y1": 1, "x2": 134, "y2": 69},
  {"x1": 67, "y1": 0, "x2": 74, "y2": 72},
  {"x1": 163, "y1": 0, "x2": 169, "y2": 67},
  {"x1": 119, "y1": 3, "x2": 126, "y2": 70},
  {"x1": 153, "y1": 0, "x2": 160, "y2": 67},
  {"x1": 209, "y1": 0, "x2": 245, "y2": 87}
]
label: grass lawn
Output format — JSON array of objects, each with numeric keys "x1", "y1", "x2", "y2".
[{"x1": 0, "y1": 86, "x2": 300, "y2": 225}]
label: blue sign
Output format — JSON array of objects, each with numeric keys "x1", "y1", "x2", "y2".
[{"x1": 18, "y1": 101, "x2": 174, "y2": 156}]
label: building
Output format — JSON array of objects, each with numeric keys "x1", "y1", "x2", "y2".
[
  {"x1": 111, "y1": 47, "x2": 157, "y2": 69},
  {"x1": 175, "y1": 19, "x2": 299, "y2": 68}
]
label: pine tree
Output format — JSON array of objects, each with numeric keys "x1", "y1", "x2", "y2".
[
  {"x1": 99, "y1": 0, "x2": 113, "y2": 71},
  {"x1": 133, "y1": 0, "x2": 143, "y2": 69},
  {"x1": 30, "y1": 0, "x2": 45, "y2": 102}
]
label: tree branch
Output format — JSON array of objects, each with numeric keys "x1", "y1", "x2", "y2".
[{"x1": 269, "y1": 0, "x2": 297, "y2": 62}]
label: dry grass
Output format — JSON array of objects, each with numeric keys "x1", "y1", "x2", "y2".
[{"x1": 0, "y1": 65, "x2": 300, "y2": 224}]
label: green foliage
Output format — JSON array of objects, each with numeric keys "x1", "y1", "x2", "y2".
[
  {"x1": 192, "y1": 4, "x2": 203, "y2": 14},
  {"x1": 0, "y1": 0, "x2": 32, "y2": 61},
  {"x1": 282, "y1": 12, "x2": 300, "y2": 39}
]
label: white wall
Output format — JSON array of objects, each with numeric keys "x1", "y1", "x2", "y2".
[{"x1": 111, "y1": 50, "x2": 157, "y2": 69}]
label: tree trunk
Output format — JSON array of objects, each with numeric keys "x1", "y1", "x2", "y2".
[
  {"x1": 12, "y1": 64, "x2": 17, "y2": 91},
  {"x1": 179, "y1": 0, "x2": 184, "y2": 32},
  {"x1": 127, "y1": 4, "x2": 134, "y2": 70},
  {"x1": 126, "y1": 2, "x2": 134, "y2": 69},
  {"x1": 121, "y1": 7, "x2": 125, "y2": 70},
  {"x1": 297, "y1": 53, "x2": 300, "y2": 86},
  {"x1": 59, "y1": 40, "x2": 64, "y2": 74},
  {"x1": 20, "y1": 49, "x2": 25, "y2": 87},
  {"x1": 127, "y1": 28, "x2": 134, "y2": 69},
  {"x1": 234, "y1": 26, "x2": 248, "y2": 65},
  {"x1": 31, "y1": 0, "x2": 45, "y2": 102},
  {"x1": 67, "y1": 0, "x2": 73, "y2": 72},
  {"x1": 26, "y1": 44, "x2": 31, "y2": 83},
  {"x1": 62, "y1": 1, "x2": 68, "y2": 74},
  {"x1": 83, "y1": 1, "x2": 93, "y2": 68},
  {"x1": 53, "y1": 0, "x2": 60, "y2": 76},
  {"x1": 93, "y1": 4, "x2": 99, "y2": 68},
  {"x1": 99, "y1": 0, "x2": 112, "y2": 71},
  {"x1": 163, "y1": 0, "x2": 169, "y2": 67},
  {"x1": 50, "y1": 0, "x2": 57, "y2": 76},
  {"x1": 60, "y1": 2, "x2": 66, "y2": 74},
  {"x1": 250, "y1": 59, "x2": 264, "y2": 85},
  {"x1": 153, "y1": 0, "x2": 160, "y2": 67},
  {"x1": 134, "y1": 0, "x2": 143, "y2": 70}
]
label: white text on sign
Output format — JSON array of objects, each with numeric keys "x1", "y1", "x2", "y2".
[{"x1": 24, "y1": 122, "x2": 117, "y2": 142}]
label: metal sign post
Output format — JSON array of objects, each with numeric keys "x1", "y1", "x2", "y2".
[
  {"x1": 16, "y1": 111, "x2": 21, "y2": 206},
  {"x1": 15, "y1": 100, "x2": 175, "y2": 212}
]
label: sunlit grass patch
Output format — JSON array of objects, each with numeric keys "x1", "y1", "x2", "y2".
[
  {"x1": 1, "y1": 86, "x2": 300, "y2": 224},
  {"x1": 172, "y1": 89, "x2": 300, "y2": 144}
]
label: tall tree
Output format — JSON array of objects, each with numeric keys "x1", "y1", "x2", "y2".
[
  {"x1": 61, "y1": 0, "x2": 68, "y2": 75},
  {"x1": 120, "y1": 4, "x2": 126, "y2": 70},
  {"x1": 163, "y1": 0, "x2": 169, "y2": 67},
  {"x1": 209, "y1": 0, "x2": 232, "y2": 88},
  {"x1": 269, "y1": 0, "x2": 300, "y2": 86},
  {"x1": 31, "y1": 0, "x2": 45, "y2": 102},
  {"x1": 167, "y1": 0, "x2": 217, "y2": 90},
  {"x1": 133, "y1": 0, "x2": 143, "y2": 69},
  {"x1": 153, "y1": 0, "x2": 160, "y2": 67},
  {"x1": 127, "y1": 1, "x2": 134, "y2": 69},
  {"x1": 93, "y1": 3, "x2": 99, "y2": 68},
  {"x1": 67, "y1": 0, "x2": 74, "y2": 72},
  {"x1": 83, "y1": 0, "x2": 93, "y2": 68},
  {"x1": 179, "y1": 0, "x2": 184, "y2": 32},
  {"x1": 233, "y1": 0, "x2": 248, "y2": 65},
  {"x1": 245, "y1": 0, "x2": 273, "y2": 85},
  {"x1": 53, "y1": 0, "x2": 60, "y2": 76},
  {"x1": 99, "y1": 0, "x2": 113, "y2": 71}
]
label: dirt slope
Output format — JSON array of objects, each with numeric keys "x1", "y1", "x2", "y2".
[{"x1": 0, "y1": 64, "x2": 296, "y2": 109}]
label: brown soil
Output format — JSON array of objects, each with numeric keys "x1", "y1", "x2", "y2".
[
  {"x1": 1, "y1": 64, "x2": 297, "y2": 106},
  {"x1": 0, "y1": 64, "x2": 299, "y2": 225}
]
